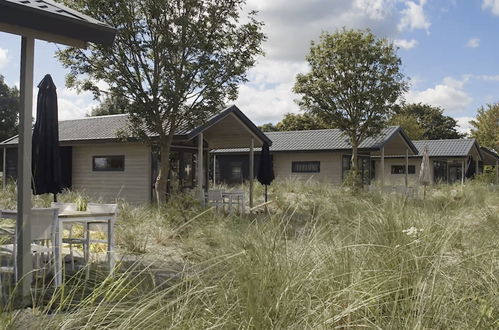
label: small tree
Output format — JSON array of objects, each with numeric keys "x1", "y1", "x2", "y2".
[
  {"x1": 294, "y1": 29, "x2": 407, "y2": 187},
  {"x1": 58, "y1": 0, "x2": 265, "y2": 203},
  {"x1": 0, "y1": 75, "x2": 19, "y2": 142},
  {"x1": 470, "y1": 103, "x2": 499, "y2": 152}
]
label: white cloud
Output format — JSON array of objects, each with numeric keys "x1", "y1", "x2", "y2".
[
  {"x1": 0, "y1": 48, "x2": 9, "y2": 69},
  {"x1": 466, "y1": 37, "x2": 480, "y2": 48},
  {"x1": 483, "y1": 0, "x2": 499, "y2": 15},
  {"x1": 394, "y1": 38, "x2": 418, "y2": 50},
  {"x1": 406, "y1": 76, "x2": 472, "y2": 114},
  {"x1": 398, "y1": 0, "x2": 431, "y2": 33},
  {"x1": 456, "y1": 116, "x2": 474, "y2": 134}
]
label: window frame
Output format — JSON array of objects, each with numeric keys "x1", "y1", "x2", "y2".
[
  {"x1": 92, "y1": 155, "x2": 125, "y2": 172},
  {"x1": 291, "y1": 161, "x2": 320, "y2": 173},
  {"x1": 390, "y1": 165, "x2": 415, "y2": 175}
]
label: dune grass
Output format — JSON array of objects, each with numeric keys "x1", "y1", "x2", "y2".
[{"x1": 0, "y1": 181, "x2": 498, "y2": 329}]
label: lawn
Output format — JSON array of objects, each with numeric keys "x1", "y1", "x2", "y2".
[{"x1": 0, "y1": 181, "x2": 498, "y2": 329}]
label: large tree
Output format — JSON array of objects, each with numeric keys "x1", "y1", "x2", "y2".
[
  {"x1": 470, "y1": 103, "x2": 499, "y2": 152},
  {"x1": 58, "y1": 0, "x2": 265, "y2": 203},
  {"x1": 0, "y1": 75, "x2": 19, "y2": 142},
  {"x1": 395, "y1": 103, "x2": 465, "y2": 140},
  {"x1": 89, "y1": 93, "x2": 128, "y2": 117},
  {"x1": 294, "y1": 29, "x2": 407, "y2": 187},
  {"x1": 388, "y1": 113, "x2": 425, "y2": 140},
  {"x1": 259, "y1": 113, "x2": 333, "y2": 132}
]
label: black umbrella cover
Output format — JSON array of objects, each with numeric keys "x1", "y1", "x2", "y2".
[
  {"x1": 32, "y1": 74, "x2": 62, "y2": 195},
  {"x1": 257, "y1": 142, "x2": 274, "y2": 186}
]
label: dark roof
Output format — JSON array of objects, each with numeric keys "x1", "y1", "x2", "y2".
[
  {"x1": 0, "y1": 105, "x2": 270, "y2": 146},
  {"x1": 480, "y1": 147, "x2": 499, "y2": 160},
  {"x1": 412, "y1": 139, "x2": 479, "y2": 157},
  {"x1": 214, "y1": 126, "x2": 414, "y2": 153},
  {"x1": 187, "y1": 105, "x2": 272, "y2": 146},
  {"x1": 0, "y1": 0, "x2": 116, "y2": 46}
]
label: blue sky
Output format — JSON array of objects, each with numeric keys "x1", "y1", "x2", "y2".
[{"x1": 1, "y1": 0, "x2": 499, "y2": 132}]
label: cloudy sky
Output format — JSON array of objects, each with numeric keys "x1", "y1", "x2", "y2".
[{"x1": 1, "y1": 0, "x2": 499, "y2": 133}]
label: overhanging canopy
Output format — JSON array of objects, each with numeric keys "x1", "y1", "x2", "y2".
[{"x1": 0, "y1": 0, "x2": 116, "y2": 47}]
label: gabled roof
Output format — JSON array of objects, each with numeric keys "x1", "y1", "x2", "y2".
[
  {"x1": 0, "y1": 105, "x2": 270, "y2": 147},
  {"x1": 187, "y1": 105, "x2": 272, "y2": 146},
  {"x1": 412, "y1": 139, "x2": 480, "y2": 157},
  {"x1": 0, "y1": 0, "x2": 117, "y2": 46},
  {"x1": 214, "y1": 126, "x2": 417, "y2": 153}
]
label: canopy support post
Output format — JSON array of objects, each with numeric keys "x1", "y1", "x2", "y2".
[
  {"x1": 475, "y1": 158, "x2": 479, "y2": 177},
  {"x1": 249, "y1": 138, "x2": 254, "y2": 210},
  {"x1": 461, "y1": 159, "x2": 465, "y2": 184},
  {"x1": 197, "y1": 133, "x2": 204, "y2": 205},
  {"x1": 17, "y1": 36, "x2": 34, "y2": 304},
  {"x1": 405, "y1": 148, "x2": 409, "y2": 187},
  {"x1": 213, "y1": 154, "x2": 216, "y2": 187},
  {"x1": 380, "y1": 146, "x2": 385, "y2": 186}
]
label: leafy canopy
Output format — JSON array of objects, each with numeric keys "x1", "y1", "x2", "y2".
[
  {"x1": 294, "y1": 29, "x2": 407, "y2": 146},
  {"x1": 0, "y1": 75, "x2": 19, "y2": 142},
  {"x1": 58, "y1": 0, "x2": 265, "y2": 143},
  {"x1": 395, "y1": 103, "x2": 465, "y2": 140},
  {"x1": 470, "y1": 103, "x2": 499, "y2": 152},
  {"x1": 259, "y1": 113, "x2": 333, "y2": 132}
]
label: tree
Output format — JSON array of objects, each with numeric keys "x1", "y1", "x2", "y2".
[
  {"x1": 388, "y1": 113, "x2": 424, "y2": 140},
  {"x1": 0, "y1": 75, "x2": 19, "y2": 142},
  {"x1": 275, "y1": 113, "x2": 333, "y2": 131},
  {"x1": 395, "y1": 103, "x2": 465, "y2": 140},
  {"x1": 58, "y1": 0, "x2": 265, "y2": 203},
  {"x1": 89, "y1": 93, "x2": 128, "y2": 117},
  {"x1": 293, "y1": 29, "x2": 407, "y2": 187},
  {"x1": 259, "y1": 122, "x2": 278, "y2": 132},
  {"x1": 470, "y1": 103, "x2": 499, "y2": 152}
]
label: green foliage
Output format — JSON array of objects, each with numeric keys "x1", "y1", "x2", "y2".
[
  {"x1": 395, "y1": 103, "x2": 465, "y2": 140},
  {"x1": 470, "y1": 102, "x2": 499, "y2": 152},
  {"x1": 58, "y1": 0, "x2": 265, "y2": 202},
  {"x1": 88, "y1": 93, "x2": 128, "y2": 117},
  {"x1": 294, "y1": 29, "x2": 407, "y2": 187},
  {"x1": 389, "y1": 113, "x2": 425, "y2": 140},
  {"x1": 1, "y1": 182, "x2": 498, "y2": 328},
  {"x1": 276, "y1": 112, "x2": 333, "y2": 131},
  {"x1": 0, "y1": 75, "x2": 19, "y2": 142},
  {"x1": 258, "y1": 122, "x2": 278, "y2": 132}
]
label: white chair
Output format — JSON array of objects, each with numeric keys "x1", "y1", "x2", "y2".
[
  {"x1": 0, "y1": 208, "x2": 58, "y2": 287},
  {"x1": 207, "y1": 190, "x2": 224, "y2": 210},
  {"x1": 85, "y1": 203, "x2": 118, "y2": 264},
  {"x1": 51, "y1": 202, "x2": 80, "y2": 270}
]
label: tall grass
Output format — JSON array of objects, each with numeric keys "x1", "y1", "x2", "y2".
[{"x1": 0, "y1": 181, "x2": 498, "y2": 328}]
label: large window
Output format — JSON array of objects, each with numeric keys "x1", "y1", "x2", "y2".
[
  {"x1": 93, "y1": 155, "x2": 125, "y2": 172},
  {"x1": 391, "y1": 165, "x2": 416, "y2": 174},
  {"x1": 230, "y1": 162, "x2": 243, "y2": 180},
  {"x1": 292, "y1": 161, "x2": 320, "y2": 173}
]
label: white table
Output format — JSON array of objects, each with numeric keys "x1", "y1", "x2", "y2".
[{"x1": 1, "y1": 210, "x2": 116, "y2": 286}]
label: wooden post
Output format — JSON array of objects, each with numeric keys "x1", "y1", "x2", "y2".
[
  {"x1": 475, "y1": 159, "x2": 479, "y2": 177},
  {"x1": 496, "y1": 160, "x2": 498, "y2": 185},
  {"x1": 405, "y1": 148, "x2": 409, "y2": 187},
  {"x1": 197, "y1": 133, "x2": 204, "y2": 204},
  {"x1": 204, "y1": 149, "x2": 209, "y2": 191},
  {"x1": 17, "y1": 36, "x2": 34, "y2": 302},
  {"x1": 213, "y1": 154, "x2": 216, "y2": 186},
  {"x1": 461, "y1": 159, "x2": 465, "y2": 184},
  {"x1": 2, "y1": 147, "x2": 6, "y2": 190},
  {"x1": 249, "y1": 138, "x2": 254, "y2": 209},
  {"x1": 380, "y1": 146, "x2": 385, "y2": 186}
]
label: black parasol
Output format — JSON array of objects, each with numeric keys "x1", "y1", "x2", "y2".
[
  {"x1": 32, "y1": 74, "x2": 62, "y2": 201},
  {"x1": 257, "y1": 142, "x2": 274, "y2": 202}
]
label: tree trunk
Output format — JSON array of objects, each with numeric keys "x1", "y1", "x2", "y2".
[
  {"x1": 349, "y1": 138, "x2": 362, "y2": 189},
  {"x1": 155, "y1": 137, "x2": 173, "y2": 205}
]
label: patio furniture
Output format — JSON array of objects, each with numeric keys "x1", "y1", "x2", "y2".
[
  {"x1": 51, "y1": 203, "x2": 80, "y2": 270},
  {"x1": 1, "y1": 208, "x2": 116, "y2": 287},
  {"x1": 0, "y1": 208, "x2": 58, "y2": 286},
  {"x1": 223, "y1": 190, "x2": 245, "y2": 215},
  {"x1": 207, "y1": 190, "x2": 224, "y2": 210},
  {"x1": 84, "y1": 203, "x2": 118, "y2": 265}
]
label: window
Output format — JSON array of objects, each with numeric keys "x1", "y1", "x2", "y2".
[
  {"x1": 230, "y1": 162, "x2": 243, "y2": 180},
  {"x1": 93, "y1": 155, "x2": 125, "y2": 171},
  {"x1": 292, "y1": 161, "x2": 320, "y2": 173},
  {"x1": 391, "y1": 165, "x2": 415, "y2": 174}
]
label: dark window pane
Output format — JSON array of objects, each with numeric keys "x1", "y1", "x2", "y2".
[
  {"x1": 93, "y1": 155, "x2": 125, "y2": 171},
  {"x1": 391, "y1": 165, "x2": 416, "y2": 174},
  {"x1": 292, "y1": 161, "x2": 320, "y2": 173}
]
